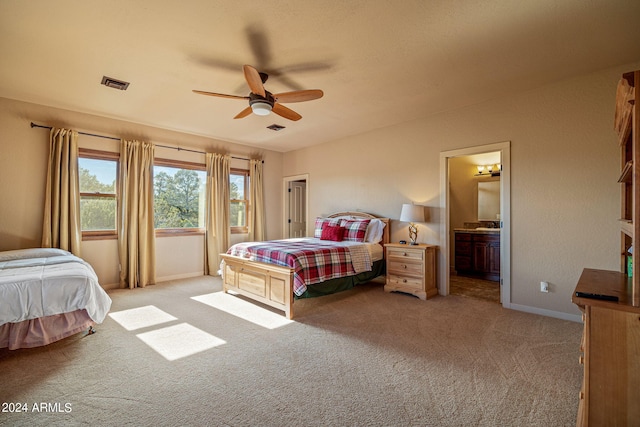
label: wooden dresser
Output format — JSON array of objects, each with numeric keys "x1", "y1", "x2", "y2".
[
  {"x1": 571, "y1": 69, "x2": 640, "y2": 426},
  {"x1": 384, "y1": 243, "x2": 437, "y2": 300},
  {"x1": 572, "y1": 269, "x2": 640, "y2": 426}
]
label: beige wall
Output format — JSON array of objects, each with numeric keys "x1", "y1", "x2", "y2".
[
  {"x1": 0, "y1": 97, "x2": 284, "y2": 287},
  {"x1": 283, "y1": 61, "x2": 640, "y2": 319}
]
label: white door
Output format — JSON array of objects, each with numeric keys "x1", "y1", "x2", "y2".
[{"x1": 288, "y1": 181, "x2": 306, "y2": 237}]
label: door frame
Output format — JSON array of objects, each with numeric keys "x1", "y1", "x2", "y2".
[
  {"x1": 439, "y1": 141, "x2": 511, "y2": 307},
  {"x1": 283, "y1": 174, "x2": 309, "y2": 239}
]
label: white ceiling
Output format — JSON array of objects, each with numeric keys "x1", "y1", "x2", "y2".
[{"x1": 1, "y1": 0, "x2": 639, "y2": 153}]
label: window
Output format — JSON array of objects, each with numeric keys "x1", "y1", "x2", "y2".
[
  {"x1": 230, "y1": 169, "x2": 250, "y2": 234},
  {"x1": 78, "y1": 149, "x2": 118, "y2": 239},
  {"x1": 153, "y1": 159, "x2": 206, "y2": 234},
  {"x1": 78, "y1": 150, "x2": 248, "y2": 238}
]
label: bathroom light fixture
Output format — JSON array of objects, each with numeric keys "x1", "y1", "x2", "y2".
[
  {"x1": 399, "y1": 203, "x2": 425, "y2": 245},
  {"x1": 250, "y1": 101, "x2": 272, "y2": 116},
  {"x1": 475, "y1": 164, "x2": 501, "y2": 177}
]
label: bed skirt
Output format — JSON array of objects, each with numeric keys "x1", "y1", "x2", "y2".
[
  {"x1": 0, "y1": 310, "x2": 94, "y2": 350},
  {"x1": 295, "y1": 259, "x2": 385, "y2": 299}
]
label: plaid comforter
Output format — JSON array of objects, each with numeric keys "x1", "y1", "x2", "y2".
[{"x1": 225, "y1": 238, "x2": 372, "y2": 296}]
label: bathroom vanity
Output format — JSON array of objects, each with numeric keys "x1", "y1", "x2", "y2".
[{"x1": 454, "y1": 228, "x2": 500, "y2": 281}]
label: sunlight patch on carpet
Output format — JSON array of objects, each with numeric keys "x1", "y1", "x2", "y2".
[
  {"x1": 191, "y1": 292, "x2": 293, "y2": 329},
  {"x1": 136, "y1": 323, "x2": 226, "y2": 361},
  {"x1": 109, "y1": 305, "x2": 177, "y2": 331}
]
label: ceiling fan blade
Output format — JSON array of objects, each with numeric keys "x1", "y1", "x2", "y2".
[
  {"x1": 272, "y1": 103, "x2": 302, "y2": 121},
  {"x1": 234, "y1": 106, "x2": 253, "y2": 119},
  {"x1": 273, "y1": 89, "x2": 324, "y2": 103},
  {"x1": 243, "y1": 65, "x2": 266, "y2": 97},
  {"x1": 192, "y1": 90, "x2": 249, "y2": 100}
]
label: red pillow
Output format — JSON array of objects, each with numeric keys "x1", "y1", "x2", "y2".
[
  {"x1": 320, "y1": 224, "x2": 345, "y2": 242},
  {"x1": 340, "y1": 219, "x2": 371, "y2": 242},
  {"x1": 314, "y1": 217, "x2": 341, "y2": 238}
]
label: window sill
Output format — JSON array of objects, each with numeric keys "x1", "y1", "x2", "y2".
[
  {"x1": 156, "y1": 228, "x2": 205, "y2": 237},
  {"x1": 82, "y1": 231, "x2": 117, "y2": 241}
]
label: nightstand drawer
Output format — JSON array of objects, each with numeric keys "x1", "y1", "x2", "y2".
[
  {"x1": 387, "y1": 247, "x2": 424, "y2": 261},
  {"x1": 388, "y1": 260, "x2": 423, "y2": 276},
  {"x1": 387, "y1": 274, "x2": 423, "y2": 289}
]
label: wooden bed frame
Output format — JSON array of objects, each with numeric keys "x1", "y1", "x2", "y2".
[{"x1": 220, "y1": 212, "x2": 390, "y2": 319}]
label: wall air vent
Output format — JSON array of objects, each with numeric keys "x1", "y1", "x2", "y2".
[
  {"x1": 101, "y1": 76, "x2": 130, "y2": 91},
  {"x1": 267, "y1": 124, "x2": 285, "y2": 131}
]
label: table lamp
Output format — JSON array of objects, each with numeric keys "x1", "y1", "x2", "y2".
[{"x1": 399, "y1": 203, "x2": 425, "y2": 245}]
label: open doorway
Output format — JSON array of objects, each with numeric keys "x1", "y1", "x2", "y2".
[
  {"x1": 439, "y1": 142, "x2": 511, "y2": 308},
  {"x1": 283, "y1": 174, "x2": 309, "y2": 238}
]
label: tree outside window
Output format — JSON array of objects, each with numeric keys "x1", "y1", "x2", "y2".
[
  {"x1": 153, "y1": 164, "x2": 206, "y2": 230},
  {"x1": 230, "y1": 169, "x2": 249, "y2": 234},
  {"x1": 78, "y1": 151, "x2": 118, "y2": 239}
]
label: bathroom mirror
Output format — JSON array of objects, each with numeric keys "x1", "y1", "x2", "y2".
[{"x1": 478, "y1": 180, "x2": 500, "y2": 221}]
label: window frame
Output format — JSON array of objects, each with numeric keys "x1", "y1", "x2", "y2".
[
  {"x1": 78, "y1": 148, "x2": 119, "y2": 241},
  {"x1": 153, "y1": 158, "x2": 206, "y2": 237},
  {"x1": 230, "y1": 168, "x2": 250, "y2": 235}
]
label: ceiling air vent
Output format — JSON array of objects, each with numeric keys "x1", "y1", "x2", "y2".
[
  {"x1": 101, "y1": 76, "x2": 130, "y2": 91},
  {"x1": 267, "y1": 124, "x2": 285, "y2": 131}
]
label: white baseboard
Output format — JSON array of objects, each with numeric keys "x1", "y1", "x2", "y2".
[
  {"x1": 101, "y1": 272, "x2": 205, "y2": 291},
  {"x1": 156, "y1": 271, "x2": 205, "y2": 283},
  {"x1": 508, "y1": 303, "x2": 582, "y2": 323}
]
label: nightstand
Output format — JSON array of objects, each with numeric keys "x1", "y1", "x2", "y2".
[{"x1": 384, "y1": 243, "x2": 437, "y2": 300}]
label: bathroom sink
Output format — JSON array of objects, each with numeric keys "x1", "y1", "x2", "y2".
[{"x1": 475, "y1": 227, "x2": 499, "y2": 231}]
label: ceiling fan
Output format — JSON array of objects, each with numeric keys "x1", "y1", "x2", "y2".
[{"x1": 193, "y1": 65, "x2": 323, "y2": 121}]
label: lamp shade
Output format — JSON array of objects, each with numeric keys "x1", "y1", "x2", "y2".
[{"x1": 399, "y1": 203, "x2": 425, "y2": 223}]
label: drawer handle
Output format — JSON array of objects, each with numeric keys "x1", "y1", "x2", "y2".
[
  {"x1": 403, "y1": 252, "x2": 407, "y2": 256},
  {"x1": 402, "y1": 264, "x2": 407, "y2": 269},
  {"x1": 578, "y1": 356, "x2": 584, "y2": 365},
  {"x1": 402, "y1": 279, "x2": 407, "y2": 283}
]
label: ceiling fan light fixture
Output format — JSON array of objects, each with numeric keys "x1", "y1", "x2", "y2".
[{"x1": 251, "y1": 101, "x2": 272, "y2": 116}]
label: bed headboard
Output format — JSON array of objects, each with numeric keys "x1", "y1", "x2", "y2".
[{"x1": 326, "y1": 211, "x2": 390, "y2": 247}]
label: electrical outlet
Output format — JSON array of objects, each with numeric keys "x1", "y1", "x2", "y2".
[{"x1": 540, "y1": 281, "x2": 549, "y2": 293}]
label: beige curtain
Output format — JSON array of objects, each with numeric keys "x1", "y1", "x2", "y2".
[
  {"x1": 204, "y1": 153, "x2": 230, "y2": 275},
  {"x1": 42, "y1": 128, "x2": 82, "y2": 255},
  {"x1": 118, "y1": 139, "x2": 156, "y2": 289},
  {"x1": 249, "y1": 159, "x2": 266, "y2": 241}
]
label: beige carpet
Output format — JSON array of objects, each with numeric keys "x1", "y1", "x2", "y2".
[{"x1": 0, "y1": 276, "x2": 582, "y2": 426}]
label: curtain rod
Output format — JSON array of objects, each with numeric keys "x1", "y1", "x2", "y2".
[{"x1": 30, "y1": 122, "x2": 260, "y2": 162}]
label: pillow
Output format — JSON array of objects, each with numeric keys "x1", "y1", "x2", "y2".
[
  {"x1": 320, "y1": 224, "x2": 345, "y2": 242},
  {"x1": 364, "y1": 218, "x2": 386, "y2": 243},
  {"x1": 340, "y1": 218, "x2": 371, "y2": 242},
  {"x1": 314, "y1": 217, "x2": 341, "y2": 238},
  {"x1": 0, "y1": 248, "x2": 71, "y2": 262}
]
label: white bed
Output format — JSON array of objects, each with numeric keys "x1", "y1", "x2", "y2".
[{"x1": 0, "y1": 248, "x2": 112, "y2": 350}]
